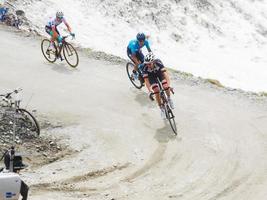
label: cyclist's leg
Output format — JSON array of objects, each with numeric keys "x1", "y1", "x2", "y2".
[
  {"x1": 158, "y1": 71, "x2": 171, "y2": 97},
  {"x1": 149, "y1": 75, "x2": 161, "y2": 106},
  {"x1": 135, "y1": 51, "x2": 145, "y2": 82},
  {"x1": 127, "y1": 47, "x2": 135, "y2": 63},
  {"x1": 158, "y1": 71, "x2": 174, "y2": 108},
  {"x1": 45, "y1": 26, "x2": 55, "y2": 50},
  {"x1": 136, "y1": 50, "x2": 144, "y2": 64},
  {"x1": 127, "y1": 48, "x2": 139, "y2": 72},
  {"x1": 150, "y1": 75, "x2": 166, "y2": 118}
]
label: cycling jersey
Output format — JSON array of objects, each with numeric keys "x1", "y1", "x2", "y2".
[
  {"x1": 143, "y1": 59, "x2": 166, "y2": 85},
  {"x1": 143, "y1": 59, "x2": 165, "y2": 76},
  {"x1": 127, "y1": 39, "x2": 151, "y2": 55},
  {"x1": 47, "y1": 17, "x2": 68, "y2": 27}
]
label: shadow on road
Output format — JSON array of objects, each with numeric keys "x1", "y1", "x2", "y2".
[
  {"x1": 43, "y1": 62, "x2": 78, "y2": 75},
  {"x1": 154, "y1": 121, "x2": 177, "y2": 143},
  {"x1": 133, "y1": 89, "x2": 155, "y2": 108}
]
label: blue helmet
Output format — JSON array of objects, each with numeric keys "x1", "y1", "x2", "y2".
[{"x1": 136, "y1": 32, "x2": 145, "y2": 41}]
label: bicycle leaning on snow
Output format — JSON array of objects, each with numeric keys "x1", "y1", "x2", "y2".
[
  {"x1": 41, "y1": 34, "x2": 79, "y2": 68},
  {"x1": 0, "y1": 88, "x2": 40, "y2": 138}
]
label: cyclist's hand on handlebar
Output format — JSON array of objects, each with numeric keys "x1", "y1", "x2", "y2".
[
  {"x1": 70, "y1": 32, "x2": 75, "y2": 38},
  {"x1": 170, "y1": 87, "x2": 174, "y2": 94},
  {"x1": 148, "y1": 91, "x2": 154, "y2": 101}
]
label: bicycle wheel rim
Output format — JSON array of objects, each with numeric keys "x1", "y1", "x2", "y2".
[
  {"x1": 164, "y1": 105, "x2": 177, "y2": 135},
  {"x1": 41, "y1": 39, "x2": 57, "y2": 63},
  {"x1": 63, "y1": 43, "x2": 79, "y2": 68},
  {"x1": 17, "y1": 108, "x2": 40, "y2": 137},
  {"x1": 126, "y1": 62, "x2": 143, "y2": 89}
]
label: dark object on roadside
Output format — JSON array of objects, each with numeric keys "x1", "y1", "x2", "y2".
[
  {"x1": 0, "y1": 7, "x2": 9, "y2": 21},
  {"x1": 15, "y1": 10, "x2": 25, "y2": 16},
  {"x1": 4, "y1": 153, "x2": 28, "y2": 173},
  {"x1": 0, "y1": 6, "x2": 23, "y2": 28},
  {"x1": 1, "y1": 146, "x2": 29, "y2": 200}
]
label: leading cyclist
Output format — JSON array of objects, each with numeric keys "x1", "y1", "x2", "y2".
[{"x1": 142, "y1": 52, "x2": 174, "y2": 119}]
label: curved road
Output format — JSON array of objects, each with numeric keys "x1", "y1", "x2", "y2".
[{"x1": 1, "y1": 25, "x2": 267, "y2": 200}]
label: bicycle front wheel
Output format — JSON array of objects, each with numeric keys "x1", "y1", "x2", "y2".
[
  {"x1": 126, "y1": 62, "x2": 143, "y2": 89},
  {"x1": 63, "y1": 42, "x2": 79, "y2": 68},
  {"x1": 41, "y1": 39, "x2": 57, "y2": 63},
  {"x1": 164, "y1": 105, "x2": 177, "y2": 135},
  {"x1": 17, "y1": 108, "x2": 40, "y2": 137}
]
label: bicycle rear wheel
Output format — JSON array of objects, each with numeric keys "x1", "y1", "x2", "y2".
[
  {"x1": 41, "y1": 39, "x2": 57, "y2": 63},
  {"x1": 126, "y1": 62, "x2": 143, "y2": 89},
  {"x1": 63, "y1": 42, "x2": 79, "y2": 68},
  {"x1": 164, "y1": 104, "x2": 177, "y2": 135},
  {"x1": 17, "y1": 108, "x2": 40, "y2": 137}
]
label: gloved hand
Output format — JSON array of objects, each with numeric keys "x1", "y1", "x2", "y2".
[
  {"x1": 148, "y1": 91, "x2": 154, "y2": 101},
  {"x1": 70, "y1": 32, "x2": 75, "y2": 38}
]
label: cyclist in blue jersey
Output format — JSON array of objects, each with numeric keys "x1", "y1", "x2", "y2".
[{"x1": 127, "y1": 33, "x2": 152, "y2": 79}]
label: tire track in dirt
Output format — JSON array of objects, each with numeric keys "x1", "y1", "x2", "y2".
[
  {"x1": 122, "y1": 143, "x2": 167, "y2": 182},
  {"x1": 31, "y1": 162, "x2": 130, "y2": 193}
]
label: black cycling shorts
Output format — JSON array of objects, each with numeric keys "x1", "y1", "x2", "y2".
[
  {"x1": 147, "y1": 70, "x2": 165, "y2": 85},
  {"x1": 127, "y1": 47, "x2": 144, "y2": 63},
  {"x1": 45, "y1": 25, "x2": 59, "y2": 36}
]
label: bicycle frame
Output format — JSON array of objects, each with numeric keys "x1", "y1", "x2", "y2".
[
  {"x1": 150, "y1": 76, "x2": 177, "y2": 135},
  {"x1": 156, "y1": 77, "x2": 169, "y2": 105},
  {"x1": 54, "y1": 36, "x2": 68, "y2": 59}
]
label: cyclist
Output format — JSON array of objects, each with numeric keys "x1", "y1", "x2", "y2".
[
  {"x1": 142, "y1": 52, "x2": 174, "y2": 119},
  {"x1": 127, "y1": 32, "x2": 152, "y2": 79},
  {"x1": 45, "y1": 11, "x2": 75, "y2": 51}
]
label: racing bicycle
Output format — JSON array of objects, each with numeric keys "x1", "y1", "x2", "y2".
[
  {"x1": 41, "y1": 35, "x2": 79, "y2": 68},
  {"x1": 150, "y1": 77, "x2": 177, "y2": 135}
]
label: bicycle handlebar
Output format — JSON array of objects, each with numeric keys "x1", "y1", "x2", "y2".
[
  {"x1": 0, "y1": 88, "x2": 22, "y2": 98},
  {"x1": 62, "y1": 34, "x2": 75, "y2": 41}
]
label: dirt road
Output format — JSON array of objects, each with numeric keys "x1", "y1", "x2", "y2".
[{"x1": 1, "y1": 25, "x2": 267, "y2": 200}]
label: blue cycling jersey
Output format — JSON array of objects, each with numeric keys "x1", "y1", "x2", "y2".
[{"x1": 127, "y1": 39, "x2": 151, "y2": 55}]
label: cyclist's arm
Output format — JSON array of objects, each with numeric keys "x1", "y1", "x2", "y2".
[
  {"x1": 145, "y1": 40, "x2": 152, "y2": 52},
  {"x1": 63, "y1": 19, "x2": 72, "y2": 33}
]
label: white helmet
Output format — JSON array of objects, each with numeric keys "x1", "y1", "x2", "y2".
[
  {"x1": 144, "y1": 52, "x2": 155, "y2": 63},
  {"x1": 56, "y1": 11, "x2": 64, "y2": 18}
]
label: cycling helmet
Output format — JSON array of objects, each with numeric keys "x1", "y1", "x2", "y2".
[
  {"x1": 144, "y1": 52, "x2": 155, "y2": 63},
  {"x1": 56, "y1": 11, "x2": 64, "y2": 18},
  {"x1": 136, "y1": 32, "x2": 146, "y2": 41}
]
